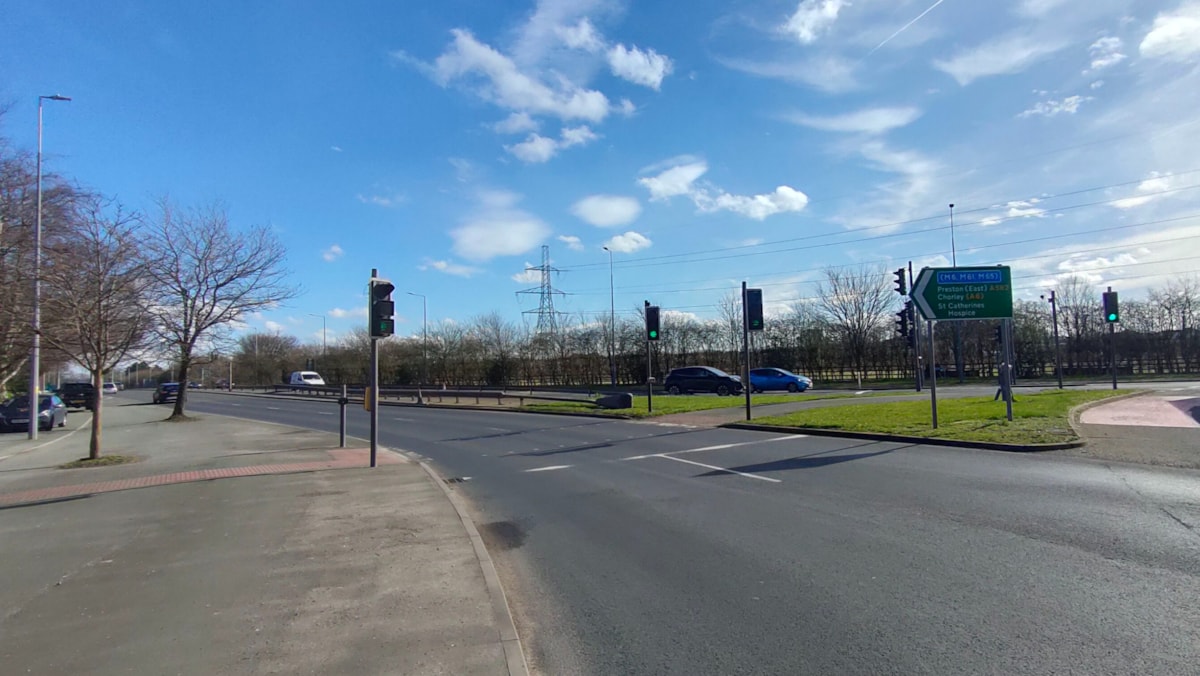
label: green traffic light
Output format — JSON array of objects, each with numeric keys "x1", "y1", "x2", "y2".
[
  {"x1": 649, "y1": 330, "x2": 658, "y2": 338},
  {"x1": 1107, "y1": 313, "x2": 1117, "y2": 321}
]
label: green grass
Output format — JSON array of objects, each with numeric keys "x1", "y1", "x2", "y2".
[
  {"x1": 750, "y1": 389, "x2": 1127, "y2": 444},
  {"x1": 522, "y1": 392, "x2": 870, "y2": 418},
  {"x1": 58, "y1": 455, "x2": 139, "y2": 469}
]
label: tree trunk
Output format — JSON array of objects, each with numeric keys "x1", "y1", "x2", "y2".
[
  {"x1": 172, "y1": 354, "x2": 191, "y2": 418},
  {"x1": 90, "y1": 368, "x2": 103, "y2": 459}
]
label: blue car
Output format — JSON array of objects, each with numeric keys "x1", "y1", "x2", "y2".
[{"x1": 749, "y1": 368, "x2": 813, "y2": 393}]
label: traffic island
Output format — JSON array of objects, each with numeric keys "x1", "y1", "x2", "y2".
[{"x1": 725, "y1": 389, "x2": 1129, "y2": 451}]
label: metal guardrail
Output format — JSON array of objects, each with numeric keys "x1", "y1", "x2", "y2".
[{"x1": 224, "y1": 384, "x2": 595, "y2": 406}]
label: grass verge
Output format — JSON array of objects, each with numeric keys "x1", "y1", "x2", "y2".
[
  {"x1": 58, "y1": 454, "x2": 139, "y2": 469},
  {"x1": 749, "y1": 389, "x2": 1127, "y2": 444},
  {"x1": 522, "y1": 392, "x2": 872, "y2": 418}
]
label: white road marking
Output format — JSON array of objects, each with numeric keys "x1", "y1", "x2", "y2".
[
  {"x1": 393, "y1": 417, "x2": 415, "y2": 422},
  {"x1": 623, "y1": 435, "x2": 797, "y2": 461},
  {"x1": 316, "y1": 412, "x2": 334, "y2": 415},
  {"x1": 653, "y1": 454, "x2": 781, "y2": 483},
  {"x1": 228, "y1": 403, "x2": 242, "y2": 407},
  {"x1": 855, "y1": 390, "x2": 869, "y2": 395},
  {"x1": 266, "y1": 406, "x2": 281, "y2": 410},
  {"x1": 524, "y1": 465, "x2": 571, "y2": 472},
  {"x1": 0, "y1": 454, "x2": 10, "y2": 461}
]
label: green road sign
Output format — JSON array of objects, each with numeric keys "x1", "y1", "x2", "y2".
[{"x1": 912, "y1": 266, "x2": 1013, "y2": 321}]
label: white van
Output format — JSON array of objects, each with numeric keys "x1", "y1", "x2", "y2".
[{"x1": 288, "y1": 371, "x2": 326, "y2": 387}]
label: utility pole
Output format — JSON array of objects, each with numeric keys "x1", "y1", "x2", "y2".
[
  {"x1": 603, "y1": 246, "x2": 616, "y2": 388},
  {"x1": 950, "y1": 203, "x2": 965, "y2": 384},
  {"x1": 1044, "y1": 290, "x2": 1063, "y2": 389}
]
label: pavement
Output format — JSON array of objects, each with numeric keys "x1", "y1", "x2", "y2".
[
  {"x1": 1065, "y1": 392, "x2": 1200, "y2": 469},
  {"x1": 173, "y1": 389, "x2": 1200, "y2": 675},
  {"x1": 0, "y1": 398, "x2": 524, "y2": 675}
]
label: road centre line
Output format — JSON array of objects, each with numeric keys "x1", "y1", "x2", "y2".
[
  {"x1": 653, "y1": 454, "x2": 781, "y2": 483},
  {"x1": 524, "y1": 465, "x2": 571, "y2": 472},
  {"x1": 623, "y1": 435, "x2": 798, "y2": 461}
]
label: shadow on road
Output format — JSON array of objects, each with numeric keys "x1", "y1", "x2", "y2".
[{"x1": 698, "y1": 443, "x2": 911, "y2": 478}]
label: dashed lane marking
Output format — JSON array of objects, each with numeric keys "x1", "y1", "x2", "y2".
[{"x1": 524, "y1": 465, "x2": 571, "y2": 472}]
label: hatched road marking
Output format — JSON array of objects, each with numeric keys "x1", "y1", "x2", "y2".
[
  {"x1": 654, "y1": 454, "x2": 780, "y2": 483},
  {"x1": 623, "y1": 435, "x2": 797, "y2": 461}
]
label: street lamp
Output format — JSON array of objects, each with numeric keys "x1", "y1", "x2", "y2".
[
  {"x1": 407, "y1": 292, "x2": 427, "y2": 402},
  {"x1": 29, "y1": 93, "x2": 71, "y2": 440},
  {"x1": 602, "y1": 246, "x2": 616, "y2": 387},
  {"x1": 1041, "y1": 290, "x2": 1063, "y2": 389},
  {"x1": 308, "y1": 313, "x2": 326, "y2": 356}
]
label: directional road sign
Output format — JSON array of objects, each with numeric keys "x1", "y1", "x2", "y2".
[{"x1": 912, "y1": 266, "x2": 1013, "y2": 321}]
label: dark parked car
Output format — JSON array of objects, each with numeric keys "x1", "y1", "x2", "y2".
[
  {"x1": 749, "y1": 368, "x2": 814, "y2": 393},
  {"x1": 153, "y1": 382, "x2": 180, "y2": 404},
  {"x1": 663, "y1": 366, "x2": 743, "y2": 396},
  {"x1": 58, "y1": 382, "x2": 96, "y2": 410},
  {"x1": 0, "y1": 394, "x2": 68, "y2": 432}
]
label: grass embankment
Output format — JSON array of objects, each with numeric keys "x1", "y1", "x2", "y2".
[
  {"x1": 751, "y1": 389, "x2": 1126, "y2": 445},
  {"x1": 58, "y1": 455, "x2": 139, "y2": 469},
  {"x1": 523, "y1": 392, "x2": 868, "y2": 418}
]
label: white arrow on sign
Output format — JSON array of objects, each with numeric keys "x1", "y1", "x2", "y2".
[{"x1": 912, "y1": 268, "x2": 936, "y2": 320}]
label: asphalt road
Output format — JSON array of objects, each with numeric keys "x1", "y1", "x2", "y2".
[{"x1": 170, "y1": 390, "x2": 1200, "y2": 675}]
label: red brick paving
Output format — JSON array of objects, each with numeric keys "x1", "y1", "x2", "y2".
[{"x1": 0, "y1": 447, "x2": 404, "y2": 508}]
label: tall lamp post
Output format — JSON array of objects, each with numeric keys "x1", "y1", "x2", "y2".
[
  {"x1": 949, "y1": 202, "x2": 965, "y2": 384},
  {"x1": 29, "y1": 94, "x2": 71, "y2": 440},
  {"x1": 407, "y1": 292, "x2": 427, "y2": 402},
  {"x1": 602, "y1": 246, "x2": 616, "y2": 387},
  {"x1": 1041, "y1": 290, "x2": 1063, "y2": 389},
  {"x1": 308, "y1": 313, "x2": 326, "y2": 359}
]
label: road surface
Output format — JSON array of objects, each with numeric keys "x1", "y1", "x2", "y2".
[{"x1": 170, "y1": 390, "x2": 1200, "y2": 675}]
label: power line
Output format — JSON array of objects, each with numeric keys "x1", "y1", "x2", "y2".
[{"x1": 563, "y1": 173, "x2": 1200, "y2": 272}]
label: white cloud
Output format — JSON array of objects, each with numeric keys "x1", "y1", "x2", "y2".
[
  {"x1": 607, "y1": 44, "x2": 673, "y2": 90},
  {"x1": 512, "y1": 262, "x2": 542, "y2": 284},
  {"x1": 357, "y1": 192, "x2": 406, "y2": 207},
  {"x1": 933, "y1": 33, "x2": 1066, "y2": 85},
  {"x1": 1112, "y1": 173, "x2": 1184, "y2": 209},
  {"x1": 556, "y1": 17, "x2": 604, "y2": 52},
  {"x1": 322, "y1": 244, "x2": 344, "y2": 262},
  {"x1": 617, "y1": 98, "x2": 637, "y2": 116},
  {"x1": 845, "y1": 140, "x2": 941, "y2": 230},
  {"x1": 571, "y1": 195, "x2": 642, "y2": 227},
  {"x1": 264, "y1": 320, "x2": 286, "y2": 333},
  {"x1": 493, "y1": 111, "x2": 539, "y2": 134},
  {"x1": 1002, "y1": 199, "x2": 1046, "y2": 219},
  {"x1": 420, "y1": 258, "x2": 483, "y2": 277},
  {"x1": 1018, "y1": 0, "x2": 1073, "y2": 17},
  {"x1": 637, "y1": 158, "x2": 808, "y2": 220},
  {"x1": 505, "y1": 125, "x2": 599, "y2": 163},
  {"x1": 330, "y1": 145, "x2": 343, "y2": 152},
  {"x1": 782, "y1": 0, "x2": 848, "y2": 44},
  {"x1": 1140, "y1": 2, "x2": 1200, "y2": 61},
  {"x1": 786, "y1": 106, "x2": 922, "y2": 135},
  {"x1": 638, "y1": 161, "x2": 708, "y2": 200},
  {"x1": 1018, "y1": 95, "x2": 1092, "y2": 118},
  {"x1": 718, "y1": 55, "x2": 859, "y2": 94},
  {"x1": 603, "y1": 231, "x2": 652, "y2": 253},
  {"x1": 412, "y1": 29, "x2": 611, "y2": 122},
  {"x1": 450, "y1": 190, "x2": 550, "y2": 261},
  {"x1": 557, "y1": 234, "x2": 585, "y2": 251},
  {"x1": 329, "y1": 306, "x2": 369, "y2": 319},
  {"x1": 1091, "y1": 79, "x2": 1105, "y2": 89},
  {"x1": 1087, "y1": 36, "x2": 1126, "y2": 71},
  {"x1": 693, "y1": 186, "x2": 810, "y2": 221}
]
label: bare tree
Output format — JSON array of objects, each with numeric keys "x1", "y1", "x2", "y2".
[
  {"x1": 144, "y1": 200, "x2": 298, "y2": 419},
  {"x1": 40, "y1": 198, "x2": 152, "y2": 457},
  {"x1": 816, "y1": 265, "x2": 895, "y2": 382}
]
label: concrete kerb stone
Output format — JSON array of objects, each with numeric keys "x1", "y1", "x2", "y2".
[
  {"x1": 720, "y1": 422, "x2": 1086, "y2": 452},
  {"x1": 418, "y1": 460, "x2": 530, "y2": 676}
]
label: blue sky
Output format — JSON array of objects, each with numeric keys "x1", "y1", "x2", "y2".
[{"x1": 5, "y1": 0, "x2": 1200, "y2": 345}]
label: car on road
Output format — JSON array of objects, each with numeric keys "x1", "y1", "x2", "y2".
[
  {"x1": 663, "y1": 366, "x2": 743, "y2": 396},
  {"x1": 153, "y1": 382, "x2": 180, "y2": 404},
  {"x1": 58, "y1": 382, "x2": 96, "y2": 410},
  {"x1": 0, "y1": 394, "x2": 68, "y2": 432},
  {"x1": 749, "y1": 368, "x2": 813, "y2": 393},
  {"x1": 102, "y1": 382, "x2": 119, "y2": 394},
  {"x1": 288, "y1": 371, "x2": 326, "y2": 387},
  {"x1": 187, "y1": 381, "x2": 203, "y2": 389}
]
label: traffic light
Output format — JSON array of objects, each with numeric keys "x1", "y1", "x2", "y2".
[
  {"x1": 994, "y1": 325, "x2": 1003, "y2": 344},
  {"x1": 645, "y1": 304, "x2": 661, "y2": 341},
  {"x1": 1102, "y1": 291, "x2": 1120, "y2": 323},
  {"x1": 746, "y1": 288, "x2": 764, "y2": 331},
  {"x1": 895, "y1": 309, "x2": 909, "y2": 337},
  {"x1": 893, "y1": 268, "x2": 907, "y2": 296},
  {"x1": 369, "y1": 278, "x2": 396, "y2": 338}
]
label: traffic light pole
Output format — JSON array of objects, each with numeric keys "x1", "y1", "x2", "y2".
[
  {"x1": 1004, "y1": 318, "x2": 1014, "y2": 422},
  {"x1": 369, "y1": 268, "x2": 379, "y2": 468},
  {"x1": 742, "y1": 281, "x2": 752, "y2": 421},
  {"x1": 645, "y1": 301, "x2": 653, "y2": 414},
  {"x1": 1108, "y1": 287, "x2": 1118, "y2": 390}
]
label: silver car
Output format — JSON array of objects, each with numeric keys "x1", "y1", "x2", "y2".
[{"x1": 0, "y1": 394, "x2": 68, "y2": 432}]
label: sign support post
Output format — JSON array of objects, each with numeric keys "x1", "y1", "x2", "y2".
[{"x1": 928, "y1": 320, "x2": 938, "y2": 429}]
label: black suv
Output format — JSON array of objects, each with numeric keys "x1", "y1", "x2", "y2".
[
  {"x1": 663, "y1": 366, "x2": 743, "y2": 396},
  {"x1": 58, "y1": 382, "x2": 96, "y2": 410}
]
